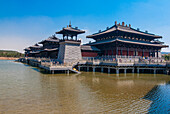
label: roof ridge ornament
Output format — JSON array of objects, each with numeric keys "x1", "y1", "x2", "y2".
[
  {"x1": 115, "y1": 21, "x2": 117, "y2": 25},
  {"x1": 69, "y1": 21, "x2": 72, "y2": 27},
  {"x1": 122, "y1": 22, "x2": 125, "y2": 26}
]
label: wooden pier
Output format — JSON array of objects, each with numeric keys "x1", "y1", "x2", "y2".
[
  {"x1": 77, "y1": 57, "x2": 170, "y2": 75},
  {"x1": 17, "y1": 57, "x2": 170, "y2": 75},
  {"x1": 18, "y1": 57, "x2": 81, "y2": 74}
]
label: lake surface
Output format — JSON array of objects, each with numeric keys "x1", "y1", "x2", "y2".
[{"x1": 0, "y1": 60, "x2": 169, "y2": 113}]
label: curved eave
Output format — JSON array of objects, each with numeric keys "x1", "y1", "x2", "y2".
[
  {"x1": 86, "y1": 27, "x2": 117, "y2": 38},
  {"x1": 90, "y1": 39, "x2": 168, "y2": 47},
  {"x1": 118, "y1": 28, "x2": 162, "y2": 38},
  {"x1": 39, "y1": 40, "x2": 59, "y2": 44},
  {"x1": 56, "y1": 28, "x2": 85, "y2": 34},
  {"x1": 86, "y1": 27, "x2": 162, "y2": 39},
  {"x1": 38, "y1": 41, "x2": 45, "y2": 44},
  {"x1": 29, "y1": 51, "x2": 40, "y2": 54}
]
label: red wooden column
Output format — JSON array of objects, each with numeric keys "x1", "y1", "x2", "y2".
[
  {"x1": 120, "y1": 47, "x2": 123, "y2": 56},
  {"x1": 127, "y1": 47, "x2": 129, "y2": 56},
  {"x1": 135, "y1": 48, "x2": 137, "y2": 56}
]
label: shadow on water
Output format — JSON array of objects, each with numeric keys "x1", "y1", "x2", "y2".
[
  {"x1": 26, "y1": 65, "x2": 77, "y2": 75},
  {"x1": 23, "y1": 64, "x2": 47, "y2": 74},
  {"x1": 143, "y1": 82, "x2": 170, "y2": 114}
]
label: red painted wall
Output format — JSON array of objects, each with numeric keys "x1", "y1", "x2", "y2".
[
  {"x1": 138, "y1": 51, "x2": 143, "y2": 56},
  {"x1": 122, "y1": 50, "x2": 127, "y2": 56},
  {"x1": 144, "y1": 52, "x2": 149, "y2": 57},
  {"x1": 82, "y1": 52, "x2": 98, "y2": 57},
  {"x1": 129, "y1": 51, "x2": 134, "y2": 56}
]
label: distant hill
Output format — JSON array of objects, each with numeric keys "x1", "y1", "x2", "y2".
[{"x1": 0, "y1": 50, "x2": 24, "y2": 58}]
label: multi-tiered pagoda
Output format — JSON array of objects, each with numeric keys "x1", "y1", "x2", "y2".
[
  {"x1": 86, "y1": 21, "x2": 168, "y2": 58},
  {"x1": 38, "y1": 35, "x2": 60, "y2": 58},
  {"x1": 24, "y1": 21, "x2": 168, "y2": 62}
]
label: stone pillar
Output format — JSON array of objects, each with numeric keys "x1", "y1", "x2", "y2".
[
  {"x1": 137, "y1": 68, "x2": 140, "y2": 73},
  {"x1": 78, "y1": 66, "x2": 81, "y2": 71},
  {"x1": 93, "y1": 67, "x2": 96, "y2": 72},
  {"x1": 52, "y1": 70, "x2": 54, "y2": 74},
  {"x1": 153, "y1": 69, "x2": 156, "y2": 74},
  {"x1": 101, "y1": 67, "x2": 104, "y2": 73},
  {"x1": 87, "y1": 67, "x2": 89, "y2": 72},
  {"x1": 116, "y1": 68, "x2": 119, "y2": 74},
  {"x1": 166, "y1": 70, "x2": 169, "y2": 75},
  {"x1": 132, "y1": 68, "x2": 135, "y2": 73},
  {"x1": 124, "y1": 69, "x2": 127, "y2": 74},
  {"x1": 108, "y1": 68, "x2": 110, "y2": 74},
  {"x1": 67, "y1": 70, "x2": 69, "y2": 75}
]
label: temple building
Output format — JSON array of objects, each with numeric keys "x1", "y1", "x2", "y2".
[
  {"x1": 81, "y1": 45, "x2": 100, "y2": 58},
  {"x1": 86, "y1": 21, "x2": 168, "y2": 58},
  {"x1": 56, "y1": 23, "x2": 85, "y2": 63},
  {"x1": 24, "y1": 21, "x2": 168, "y2": 63},
  {"x1": 25, "y1": 44, "x2": 42, "y2": 57},
  {"x1": 22, "y1": 21, "x2": 170, "y2": 74},
  {"x1": 38, "y1": 35, "x2": 59, "y2": 58}
]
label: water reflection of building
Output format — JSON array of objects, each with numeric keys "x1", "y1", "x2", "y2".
[
  {"x1": 75, "y1": 73, "x2": 170, "y2": 113},
  {"x1": 143, "y1": 82, "x2": 170, "y2": 113}
]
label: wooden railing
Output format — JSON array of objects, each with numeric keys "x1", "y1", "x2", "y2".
[{"x1": 26, "y1": 56, "x2": 168, "y2": 67}]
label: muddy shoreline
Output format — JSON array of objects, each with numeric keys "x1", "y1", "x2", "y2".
[{"x1": 0, "y1": 57, "x2": 19, "y2": 60}]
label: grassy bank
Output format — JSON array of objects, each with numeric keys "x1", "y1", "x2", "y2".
[
  {"x1": 162, "y1": 54, "x2": 170, "y2": 61},
  {"x1": 0, "y1": 50, "x2": 24, "y2": 59}
]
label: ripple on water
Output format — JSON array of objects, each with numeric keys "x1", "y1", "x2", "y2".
[{"x1": 0, "y1": 61, "x2": 170, "y2": 113}]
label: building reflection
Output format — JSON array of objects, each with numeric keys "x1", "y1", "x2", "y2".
[{"x1": 143, "y1": 82, "x2": 170, "y2": 113}]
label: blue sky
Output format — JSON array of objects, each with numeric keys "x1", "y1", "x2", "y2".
[{"x1": 0, "y1": 0, "x2": 170, "y2": 52}]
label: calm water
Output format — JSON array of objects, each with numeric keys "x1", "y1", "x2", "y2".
[{"x1": 0, "y1": 60, "x2": 169, "y2": 114}]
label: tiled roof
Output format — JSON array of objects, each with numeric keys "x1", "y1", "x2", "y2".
[
  {"x1": 29, "y1": 51, "x2": 40, "y2": 54},
  {"x1": 87, "y1": 25, "x2": 162, "y2": 38},
  {"x1": 43, "y1": 48, "x2": 58, "y2": 52},
  {"x1": 56, "y1": 25, "x2": 85, "y2": 34},
  {"x1": 24, "y1": 47, "x2": 31, "y2": 51},
  {"x1": 29, "y1": 44, "x2": 42, "y2": 48},
  {"x1": 81, "y1": 45, "x2": 100, "y2": 51},
  {"x1": 89, "y1": 38, "x2": 168, "y2": 47},
  {"x1": 39, "y1": 36, "x2": 59, "y2": 44}
]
